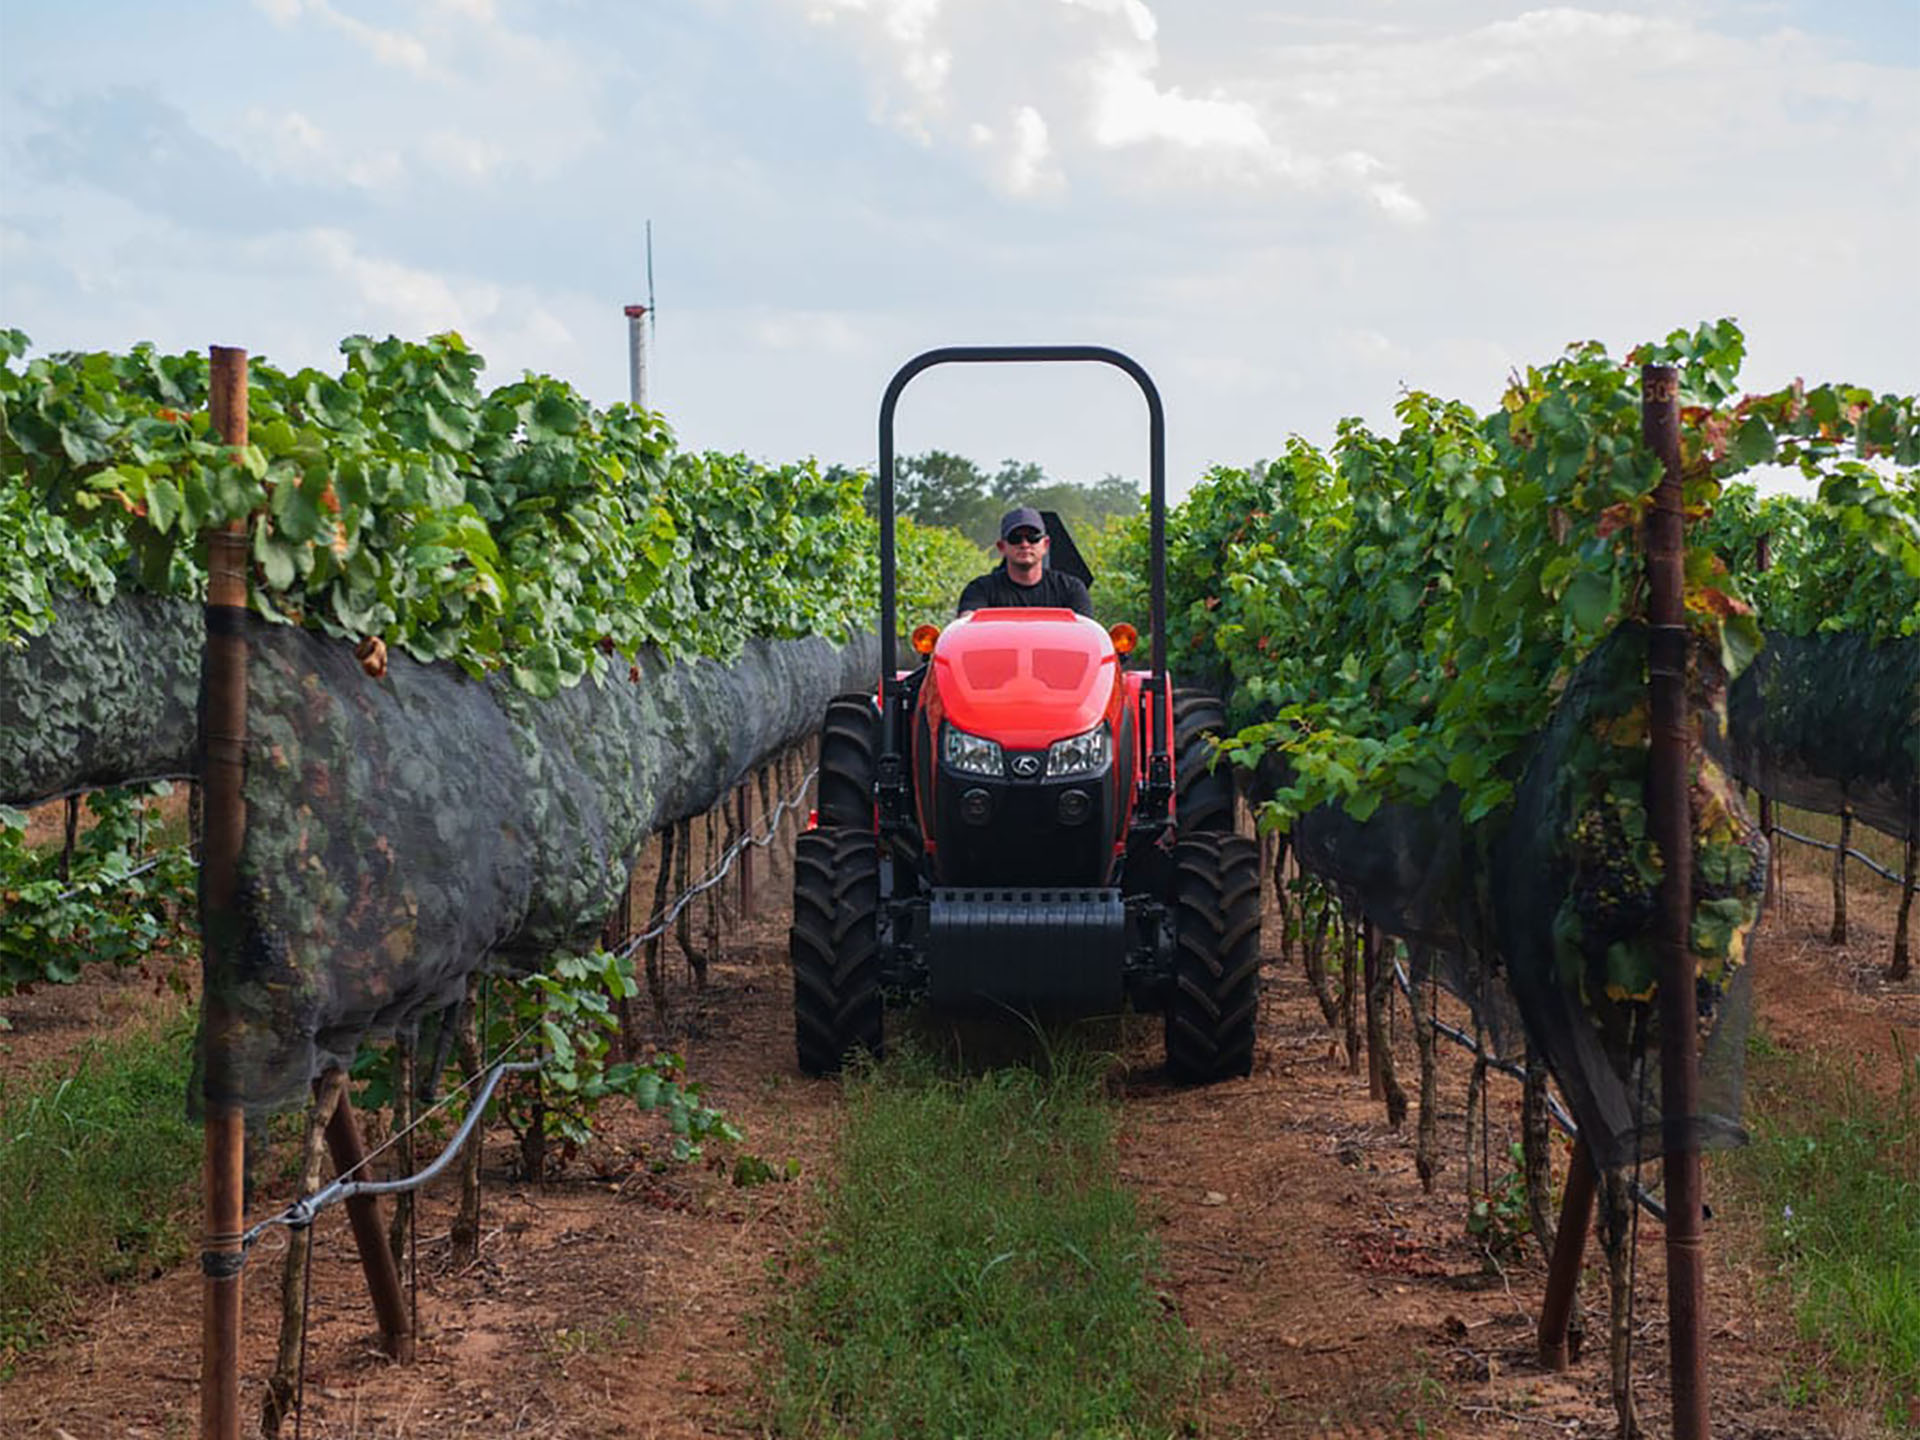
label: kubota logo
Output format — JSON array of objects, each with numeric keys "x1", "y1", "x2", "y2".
[{"x1": 1011, "y1": 754, "x2": 1042, "y2": 778}]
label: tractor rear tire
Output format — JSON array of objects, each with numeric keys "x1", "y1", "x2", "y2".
[
  {"x1": 1174, "y1": 689, "x2": 1234, "y2": 833},
  {"x1": 790, "y1": 826, "x2": 883, "y2": 1075},
  {"x1": 1165, "y1": 831, "x2": 1261, "y2": 1083},
  {"x1": 816, "y1": 693, "x2": 879, "y2": 829}
]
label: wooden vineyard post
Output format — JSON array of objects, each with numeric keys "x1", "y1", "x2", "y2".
[
  {"x1": 324, "y1": 1087, "x2": 415, "y2": 1360},
  {"x1": 1642, "y1": 362, "x2": 1709, "y2": 1440},
  {"x1": 1830, "y1": 806, "x2": 1852, "y2": 945},
  {"x1": 200, "y1": 345, "x2": 251, "y2": 1440},
  {"x1": 1538, "y1": 1140, "x2": 1597, "y2": 1370},
  {"x1": 738, "y1": 782, "x2": 754, "y2": 917},
  {"x1": 1891, "y1": 810, "x2": 1917, "y2": 983},
  {"x1": 262, "y1": 1070, "x2": 347, "y2": 1437},
  {"x1": 1363, "y1": 922, "x2": 1384, "y2": 1101},
  {"x1": 1753, "y1": 533, "x2": 1778, "y2": 904}
]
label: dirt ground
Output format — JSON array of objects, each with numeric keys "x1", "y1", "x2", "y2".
[{"x1": 2, "y1": 814, "x2": 1915, "y2": 1439}]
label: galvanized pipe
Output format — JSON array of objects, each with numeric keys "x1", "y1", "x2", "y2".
[{"x1": 624, "y1": 303, "x2": 649, "y2": 410}]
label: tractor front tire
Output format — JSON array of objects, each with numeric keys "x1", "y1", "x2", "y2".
[
  {"x1": 1165, "y1": 831, "x2": 1261, "y2": 1083},
  {"x1": 790, "y1": 826, "x2": 883, "y2": 1075},
  {"x1": 1174, "y1": 689, "x2": 1234, "y2": 833},
  {"x1": 816, "y1": 693, "x2": 879, "y2": 829}
]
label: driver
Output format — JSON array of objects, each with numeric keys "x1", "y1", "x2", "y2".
[{"x1": 956, "y1": 506, "x2": 1093, "y2": 617}]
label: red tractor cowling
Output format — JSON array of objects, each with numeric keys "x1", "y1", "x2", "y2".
[{"x1": 791, "y1": 346, "x2": 1260, "y2": 1083}]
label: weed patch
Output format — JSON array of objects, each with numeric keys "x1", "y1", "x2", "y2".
[
  {"x1": 1724, "y1": 1031, "x2": 1919, "y2": 1430},
  {"x1": 0, "y1": 1015, "x2": 200, "y2": 1372},
  {"x1": 763, "y1": 1046, "x2": 1208, "y2": 1438}
]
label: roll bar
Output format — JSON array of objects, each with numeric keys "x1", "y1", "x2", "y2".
[{"x1": 875, "y1": 345, "x2": 1169, "y2": 769}]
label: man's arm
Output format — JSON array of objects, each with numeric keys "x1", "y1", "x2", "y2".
[
  {"x1": 1063, "y1": 574, "x2": 1094, "y2": 617},
  {"x1": 957, "y1": 574, "x2": 991, "y2": 615}
]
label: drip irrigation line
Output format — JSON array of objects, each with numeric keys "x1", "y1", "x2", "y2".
[
  {"x1": 237, "y1": 1044, "x2": 541, "y2": 1254},
  {"x1": 615, "y1": 764, "x2": 818, "y2": 959},
  {"x1": 1770, "y1": 824, "x2": 1907, "y2": 886},
  {"x1": 1392, "y1": 957, "x2": 1667, "y2": 1224}
]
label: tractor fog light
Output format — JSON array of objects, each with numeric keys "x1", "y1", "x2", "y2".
[
  {"x1": 961, "y1": 788, "x2": 993, "y2": 825},
  {"x1": 944, "y1": 725, "x2": 1004, "y2": 777},
  {"x1": 1057, "y1": 789, "x2": 1092, "y2": 826},
  {"x1": 1046, "y1": 724, "x2": 1110, "y2": 778}
]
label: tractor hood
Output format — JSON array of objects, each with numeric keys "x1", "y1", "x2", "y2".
[{"x1": 930, "y1": 609, "x2": 1120, "y2": 751}]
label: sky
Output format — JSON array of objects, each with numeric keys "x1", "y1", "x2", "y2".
[{"x1": 2, "y1": 0, "x2": 1916, "y2": 496}]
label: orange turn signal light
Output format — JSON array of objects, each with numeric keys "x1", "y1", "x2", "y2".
[
  {"x1": 1109, "y1": 622, "x2": 1138, "y2": 655},
  {"x1": 911, "y1": 623, "x2": 942, "y2": 655}
]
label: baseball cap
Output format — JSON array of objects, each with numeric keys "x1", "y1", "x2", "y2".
[{"x1": 999, "y1": 506, "x2": 1046, "y2": 541}]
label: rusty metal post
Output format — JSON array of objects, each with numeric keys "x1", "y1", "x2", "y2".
[
  {"x1": 737, "y1": 783, "x2": 754, "y2": 918},
  {"x1": 1642, "y1": 362, "x2": 1709, "y2": 1440},
  {"x1": 1752, "y1": 534, "x2": 1776, "y2": 902},
  {"x1": 1538, "y1": 1142, "x2": 1597, "y2": 1369},
  {"x1": 323, "y1": 1088, "x2": 416, "y2": 1361},
  {"x1": 200, "y1": 345, "x2": 251, "y2": 1440}
]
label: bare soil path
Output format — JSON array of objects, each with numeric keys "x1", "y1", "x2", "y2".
[{"x1": 3, "y1": 830, "x2": 1914, "y2": 1438}]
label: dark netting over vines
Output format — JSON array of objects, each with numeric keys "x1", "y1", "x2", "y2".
[
  {"x1": 1283, "y1": 788, "x2": 1528, "y2": 1060},
  {"x1": 0, "y1": 593, "x2": 201, "y2": 803},
  {"x1": 198, "y1": 615, "x2": 876, "y2": 1114},
  {"x1": 1268, "y1": 625, "x2": 1765, "y2": 1168},
  {"x1": 1494, "y1": 625, "x2": 1762, "y2": 1168},
  {"x1": 1721, "y1": 629, "x2": 1920, "y2": 841}
]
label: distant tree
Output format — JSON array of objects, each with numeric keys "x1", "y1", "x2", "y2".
[
  {"x1": 989, "y1": 459, "x2": 1048, "y2": 506},
  {"x1": 865, "y1": 450, "x2": 998, "y2": 542},
  {"x1": 865, "y1": 452, "x2": 1144, "y2": 550}
]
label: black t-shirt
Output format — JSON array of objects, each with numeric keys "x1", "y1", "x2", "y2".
[{"x1": 956, "y1": 563, "x2": 1093, "y2": 617}]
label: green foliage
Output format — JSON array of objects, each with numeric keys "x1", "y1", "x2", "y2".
[
  {"x1": 763, "y1": 1047, "x2": 1208, "y2": 1438},
  {"x1": 0, "y1": 786, "x2": 197, "y2": 994},
  {"x1": 0, "y1": 1013, "x2": 201, "y2": 1372},
  {"x1": 892, "y1": 514, "x2": 986, "y2": 632},
  {"x1": 0, "y1": 334, "x2": 875, "y2": 694},
  {"x1": 1465, "y1": 1142, "x2": 1534, "y2": 1262},
  {"x1": 1180, "y1": 320, "x2": 1915, "y2": 827},
  {"x1": 481, "y1": 948, "x2": 740, "y2": 1174},
  {"x1": 1081, "y1": 507, "x2": 1149, "y2": 629},
  {"x1": 1702, "y1": 477, "x2": 1920, "y2": 643}
]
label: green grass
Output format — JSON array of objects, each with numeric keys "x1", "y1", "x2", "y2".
[
  {"x1": 763, "y1": 1045, "x2": 1210, "y2": 1439},
  {"x1": 0, "y1": 1015, "x2": 201, "y2": 1372},
  {"x1": 1726, "y1": 1030, "x2": 1920, "y2": 1430}
]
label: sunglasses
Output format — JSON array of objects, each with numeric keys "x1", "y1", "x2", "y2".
[{"x1": 1004, "y1": 529, "x2": 1044, "y2": 545}]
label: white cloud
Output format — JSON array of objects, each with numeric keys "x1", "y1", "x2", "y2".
[
  {"x1": 275, "y1": 0, "x2": 434, "y2": 75},
  {"x1": 1082, "y1": 46, "x2": 1269, "y2": 155},
  {"x1": 237, "y1": 107, "x2": 407, "y2": 189},
  {"x1": 421, "y1": 129, "x2": 507, "y2": 183},
  {"x1": 793, "y1": 0, "x2": 1426, "y2": 215},
  {"x1": 752, "y1": 307, "x2": 873, "y2": 355},
  {"x1": 243, "y1": 0, "x2": 605, "y2": 181},
  {"x1": 972, "y1": 105, "x2": 1063, "y2": 196},
  {"x1": 305, "y1": 228, "x2": 479, "y2": 334}
]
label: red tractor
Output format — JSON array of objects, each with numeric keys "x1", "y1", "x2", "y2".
[{"x1": 790, "y1": 346, "x2": 1260, "y2": 1082}]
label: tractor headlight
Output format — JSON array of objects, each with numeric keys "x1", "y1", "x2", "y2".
[
  {"x1": 1046, "y1": 724, "x2": 1110, "y2": 778},
  {"x1": 943, "y1": 725, "x2": 1005, "y2": 778}
]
